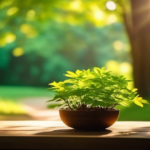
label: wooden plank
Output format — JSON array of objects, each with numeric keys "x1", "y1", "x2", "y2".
[{"x1": 0, "y1": 121, "x2": 150, "y2": 150}]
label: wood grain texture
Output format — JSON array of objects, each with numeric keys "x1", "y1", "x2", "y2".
[{"x1": 0, "y1": 121, "x2": 150, "y2": 150}]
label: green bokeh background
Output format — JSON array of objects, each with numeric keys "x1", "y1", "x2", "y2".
[{"x1": 0, "y1": 0, "x2": 149, "y2": 120}]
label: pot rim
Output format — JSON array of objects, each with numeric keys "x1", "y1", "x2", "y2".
[{"x1": 59, "y1": 108, "x2": 120, "y2": 112}]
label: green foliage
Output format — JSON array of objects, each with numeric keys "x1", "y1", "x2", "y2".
[
  {"x1": 0, "y1": 0, "x2": 131, "y2": 87},
  {"x1": 48, "y1": 67, "x2": 149, "y2": 109}
]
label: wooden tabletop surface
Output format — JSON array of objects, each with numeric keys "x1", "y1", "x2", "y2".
[{"x1": 0, "y1": 121, "x2": 150, "y2": 150}]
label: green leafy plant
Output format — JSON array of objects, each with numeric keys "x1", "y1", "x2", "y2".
[{"x1": 47, "y1": 67, "x2": 149, "y2": 110}]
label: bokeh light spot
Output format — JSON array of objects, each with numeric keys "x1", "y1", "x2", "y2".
[
  {"x1": 93, "y1": 10, "x2": 104, "y2": 20},
  {"x1": 113, "y1": 41, "x2": 123, "y2": 51},
  {"x1": 106, "y1": 1, "x2": 116, "y2": 11},
  {"x1": 120, "y1": 62, "x2": 132, "y2": 74},
  {"x1": 20, "y1": 24, "x2": 32, "y2": 33},
  {"x1": 20, "y1": 24, "x2": 37, "y2": 38},
  {"x1": 26, "y1": 10, "x2": 35, "y2": 18},
  {"x1": 12, "y1": 47, "x2": 24, "y2": 57},
  {"x1": 70, "y1": 0, "x2": 81, "y2": 10},
  {"x1": 107, "y1": 14, "x2": 117, "y2": 24},
  {"x1": 7, "y1": 7, "x2": 18, "y2": 16},
  {"x1": 5, "y1": 33, "x2": 16, "y2": 43},
  {"x1": 105, "y1": 60, "x2": 120, "y2": 74}
]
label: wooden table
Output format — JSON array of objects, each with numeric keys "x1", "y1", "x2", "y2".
[{"x1": 0, "y1": 121, "x2": 150, "y2": 150}]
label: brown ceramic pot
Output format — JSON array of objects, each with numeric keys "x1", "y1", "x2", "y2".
[{"x1": 59, "y1": 109, "x2": 119, "y2": 130}]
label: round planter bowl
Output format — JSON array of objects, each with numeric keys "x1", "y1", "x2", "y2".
[{"x1": 59, "y1": 109, "x2": 119, "y2": 130}]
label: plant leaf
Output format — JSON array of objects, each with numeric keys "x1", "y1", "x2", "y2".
[
  {"x1": 66, "y1": 71, "x2": 77, "y2": 77},
  {"x1": 93, "y1": 67, "x2": 101, "y2": 75},
  {"x1": 47, "y1": 103, "x2": 64, "y2": 109},
  {"x1": 134, "y1": 101, "x2": 143, "y2": 107},
  {"x1": 119, "y1": 101, "x2": 129, "y2": 107},
  {"x1": 47, "y1": 67, "x2": 148, "y2": 109},
  {"x1": 132, "y1": 88, "x2": 138, "y2": 92},
  {"x1": 76, "y1": 70, "x2": 82, "y2": 75},
  {"x1": 141, "y1": 100, "x2": 149, "y2": 104}
]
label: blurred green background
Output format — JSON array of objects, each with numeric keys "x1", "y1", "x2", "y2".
[{"x1": 0, "y1": 0, "x2": 149, "y2": 120}]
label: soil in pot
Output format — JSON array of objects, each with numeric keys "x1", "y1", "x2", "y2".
[{"x1": 59, "y1": 105, "x2": 119, "y2": 130}]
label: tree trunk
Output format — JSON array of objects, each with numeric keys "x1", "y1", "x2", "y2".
[{"x1": 124, "y1": 0, "x2": 150, "y2": 97}]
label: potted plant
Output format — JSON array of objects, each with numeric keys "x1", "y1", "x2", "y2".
[{"x1": 47, "y1": 67, "x2": 149, "y2": 130}]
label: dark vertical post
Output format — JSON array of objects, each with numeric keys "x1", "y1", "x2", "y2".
[{"x1": 124, "y1": 0, "x2": 150, "y2": 97}]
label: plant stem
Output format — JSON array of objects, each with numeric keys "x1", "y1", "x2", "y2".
[
  {"x1": 66, "y1": 99, "x2": 73, "y2": 110},
  {"x1": 60, "y1": 95, "x2": 73, "y2": 110},
  {"x1": 110, "y1": 104, "x2": 118, "y2": 109}
]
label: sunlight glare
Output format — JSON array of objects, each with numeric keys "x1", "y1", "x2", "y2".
[
  {"x1": 105, "y1": 60, "x2": 120, "y2": 74},
  {"x1": 69, "y1": 0, "x2": 83, "y2": 12},
  {"x1": 120, "y1": 62, "x2": 132, "y2": 74},
  {"x1": 106, "y1": 1, "x2": 116, "y2": 11},
  {"x1": 93, "y1": 10, "x2": 104, "y2": 20},
  {"x1": 70, "y1": 0, "x2": 81, "y2": 10}
]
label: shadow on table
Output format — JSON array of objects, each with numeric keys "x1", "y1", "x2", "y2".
[
  {"x1": 35, "y1": 125, "x2": 150, "y2": 137},
  {"x1": 35, "y1": 128, "x2": 112, "y2": 136}
]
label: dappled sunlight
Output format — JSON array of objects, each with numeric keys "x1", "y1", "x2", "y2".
[
  {"x1": 0, "y1": 99, "x2": 26, "y2": 115},
  {"x1": 0, "y1": 96, "x2": 60, "y2": 121},
  {"x1": 23, "y1": 105, "x2": 60, "y2": 120}
]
